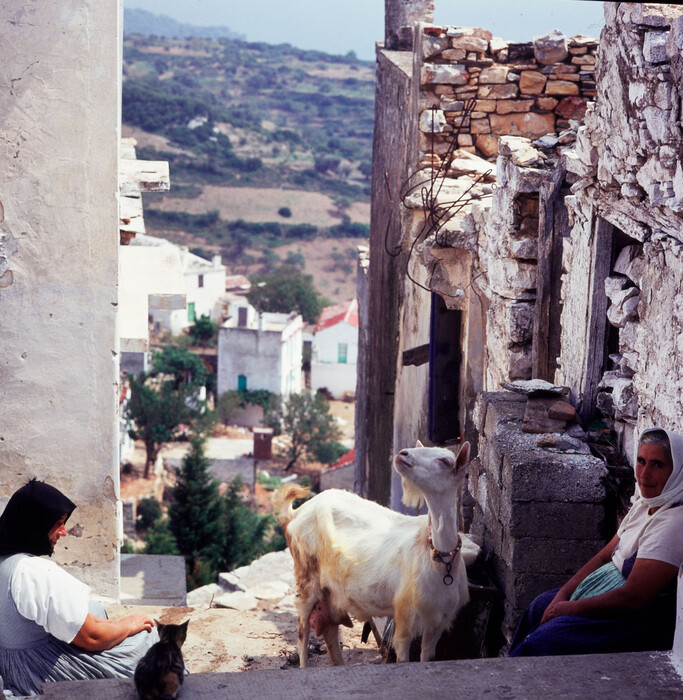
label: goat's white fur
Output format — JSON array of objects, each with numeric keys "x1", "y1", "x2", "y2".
[{"x1": 277, "y1": 441, "x2": 477, "y2": 666}]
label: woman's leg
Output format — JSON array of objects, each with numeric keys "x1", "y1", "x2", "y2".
[{"x1": 508, "y1": 589, "x2": 558, "y2": 656}]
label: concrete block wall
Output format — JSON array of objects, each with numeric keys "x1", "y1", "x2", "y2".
[
  {"x1": 414, "y1": 25, "x2": 598, "y2": 161},
  {"x1": 469, "y1": 392, "x2": 609, "y2": 641}
]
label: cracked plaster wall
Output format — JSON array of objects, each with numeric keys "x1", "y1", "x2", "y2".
[{"x1": 0, "y1": 1, "x2": 122, "y2": 597}]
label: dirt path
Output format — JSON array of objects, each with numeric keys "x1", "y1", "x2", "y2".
[{"x1": 107, "y1": 600, "x2": 382, "y2": 673}]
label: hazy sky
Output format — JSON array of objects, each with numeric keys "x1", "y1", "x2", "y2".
[{"x1": 124, "y1": 0, "x2": 606, "y2": 61}]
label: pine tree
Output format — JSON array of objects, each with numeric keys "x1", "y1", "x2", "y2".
[{"x1": 168, "y1": 436, "x2": 226, "y2": 589}]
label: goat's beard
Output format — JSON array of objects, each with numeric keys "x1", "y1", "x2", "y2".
[{"x1": 400, "y1": 478, "x2": 425, "y2": 509}]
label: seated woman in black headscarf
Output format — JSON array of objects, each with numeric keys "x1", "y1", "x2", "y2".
[
  {"x1": 0, "y1": 479, "x2": 158, "y2": 696},
  {"x1": 509, "y1": 428, "x2": 683, "y2": 656}
]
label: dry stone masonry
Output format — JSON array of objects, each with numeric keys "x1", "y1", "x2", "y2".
[{"x1": 416, "y1": 25, "x2": 597, "y2": 160}]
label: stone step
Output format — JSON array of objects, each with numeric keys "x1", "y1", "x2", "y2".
[{"x1": 40, "y1": 651, "x2": 682, "y2": 699}]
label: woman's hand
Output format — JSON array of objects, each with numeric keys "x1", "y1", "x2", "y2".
[
  {"x1": 123, "y1": 614, "x2": 155, "y2": 636},
  {"x1": 541, "y1": 600, "x2": 578, "y2": 624}
]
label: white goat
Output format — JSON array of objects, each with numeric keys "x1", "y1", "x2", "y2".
[{"x1": 277, "y1": 441, "x2": 478, "y2": 666}]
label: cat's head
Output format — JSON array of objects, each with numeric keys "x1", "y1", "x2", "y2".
[{"x1": 155, "y1": 619, "x2": 189, "y2": 648}]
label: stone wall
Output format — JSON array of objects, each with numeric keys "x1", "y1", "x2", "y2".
[
  {"x1": 415, "y1": 26, "x2": 597, "y2": 160},
  {"x1": 470, "y1": 392, "x2": 609, "y2": 641},
  {"x1": 557, "y1": 2, "x2": 683, "y2": 455}
]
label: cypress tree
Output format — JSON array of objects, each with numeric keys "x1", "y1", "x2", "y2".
[{"x1": 169, "y1": 436, "x2": 225, "y2": 589}]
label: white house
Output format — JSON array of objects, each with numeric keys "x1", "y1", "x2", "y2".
[
  {"x1": 311, "y1": 299, "x2": 359, "y2": 399},
  {"x1": 217, "y1": 305, "x2": 304, "y2": 400},
  {"x1": 129, "y1": 234, "x2": 227, "y2": 336}
]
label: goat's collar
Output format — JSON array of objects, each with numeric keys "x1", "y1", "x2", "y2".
[{"x1": 428, "y1": 534, "x2": 462, "y2": 562}]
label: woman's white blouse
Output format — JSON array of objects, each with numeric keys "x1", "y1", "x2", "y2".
[
  {"x1": 9, "y1": 555, "x2": 90, "y2": 643},
  {"x1": 613, "y1": 501, "x2": 683, "y2": 573}
]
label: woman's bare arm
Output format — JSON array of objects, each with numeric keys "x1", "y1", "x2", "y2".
[
  {"x1": 72, "y1": 613, "x2": 155, "y2": 651},
  {"x1": 542, "y1": 556, "x2": 677, "y2": 624},
  {"x1": 542, "y1": 534, "x2": 618, "y2": 616}
]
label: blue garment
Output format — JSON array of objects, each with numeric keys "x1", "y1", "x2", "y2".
[{"x1": 508, "y1": 587, "x2": 676, "y2": 657}]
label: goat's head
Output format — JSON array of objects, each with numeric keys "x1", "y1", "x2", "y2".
[{"x1": 394, "y1": 441, "x2": 470, "y2": 509}]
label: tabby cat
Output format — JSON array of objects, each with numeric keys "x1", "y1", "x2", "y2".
[{"x1": 134, "y1": 620, "x2": 189, "y2": 700}]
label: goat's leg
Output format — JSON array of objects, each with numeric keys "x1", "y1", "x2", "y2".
[
  {"x1": 420, "y1": 628, "x2": 440, "y2": 662},
  {"x1": 392, "y1": 622, "x2": 412, "y2": 663},
  {"x1": 297, "y1": 595, "x2": 318, "y2": 668},
  {"x1": 297, "y1": 614, "x2": 311, "y2": 668},
  {"x1": 322, "y1": 624, "x2": 344, "y2": 666}
]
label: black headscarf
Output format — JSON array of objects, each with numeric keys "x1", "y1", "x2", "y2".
[{"x1": 0, "y1": 479, "x2": 76, "y2": 556}]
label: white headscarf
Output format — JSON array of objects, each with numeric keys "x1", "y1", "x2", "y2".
[{"x1": 635, "y1": 428, "x2": 683, "y2": 510}]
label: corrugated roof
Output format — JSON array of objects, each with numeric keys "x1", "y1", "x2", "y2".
[{"x1": 314, "y1": 299, "x2": 358, "y2": 333}]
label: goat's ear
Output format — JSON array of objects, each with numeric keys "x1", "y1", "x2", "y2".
[
  {"x1": 415, "y1": 439, "x2": 424, "y2": 448},
  {"x1": 455, "y1": 442, "x2": 470, "y2": 472}
]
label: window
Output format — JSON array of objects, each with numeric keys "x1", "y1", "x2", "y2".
[
  {"x1": 187, "y1": 302, "x2": 196, "y2": 323},
  {"x1": 238, "y1": 307, "x2": 248, "y2": 327},
  {"x1": 428, "y1": 293, "x2": 461, "y2": 444},
  {"x1": 237, "y1": 374, "x2": 247, "y2": 391},
  {"x1": 338, "y1": 343, "x2": 348, "y2": 364},
  {"x1": 198, "y1": 274, "x2": 204, "y2": 288}
]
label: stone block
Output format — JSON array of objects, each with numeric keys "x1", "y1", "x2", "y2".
[
  {"x1": 480, "y1": 391, "x2": 527, "y2": 437},
  {"x1": 441, "y1": 48, "x2": 467, "y2": 61},
  {"x1": 551, "y1": 73, "x2": 580, "y2": 82},
  {"x1": 502, "y1": 534, "x2": 604, "y2": 575},
  {"x1": 533, "y1": 29, "x2": 569, "y2": 65},
  {"x1": 499, "y1": 500, "x2": 606, "y2": 539},
  {"x1": 510, "y1": 238, "x2": 538, "y2": 261},
  {"x1": 470, "y1": 118, "x2": 491, "y2": 134},
  {"x1": 519, "y1": 70, "x2": 547, "y2": 94},
  {"x1": 571, "y1": 54, "x2": 596, "y2": 66},
  {"x1": 452, "y1": 35, "x2": 489, "y2": 53},
  {"x1": 479, "y1": 66, "x2": 509, "y2": 84},
  {"x1": 422, "y1": 64, "x2": 469, "y2": 85},
  {"x1": 545, "y1": 80, "x2": 579, "y2": 96},
  {"x1": 478, "y1": 83, "x2": 519, "y2": 100},
  {"x1": 423, "y1": 34, "x2": 450, "y2": 59},
  {"x1": 476, "y1": 134, "x2": 499, "y2": 156},
  {"x1": 643, "y1": 30, "x2": 669, "y2": 63},
  {"x1": 490, "y1": 112, "x2": 556, "y2": 139},
  {"x1": 496, "y1": 99, "x2": 535, "y2": 115},
  {"x1": 490, "y1": 36, "x2": 507, "y2": 53},
  {"x1": 474, "y1": 99, "x2": 497, "y2": 113},
  {"x1": 503, "y1": 569, "x2": 568, "y2": 610},
  {"x1": 501, "y1": 443, "x2": 608, "y2": 503},
  {"x1": 536, "y1": 96, "x2": 558, "y2": 111},
  {"x1": 419, "y1": 109, "x2": 448, "y2": 133},
  {"x1": 554, "y1": 96, "x2": 588, "y2": 120},
  {"x1": 440, "y1": 99, "x2": 465, "y2": 111},
  {"x1": 457, "y1": 133, "x2": 474, "y2": 147}
]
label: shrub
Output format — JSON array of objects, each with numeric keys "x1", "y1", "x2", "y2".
[
  {"x1": 278, "y1": 206, "x2": 292, "y2": 218},
  {"x1": 136, "y1": 497, "x2": 162, "y2": 533}
]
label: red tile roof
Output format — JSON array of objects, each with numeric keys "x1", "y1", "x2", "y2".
[
  {"x1": 314, "y1": 299, "x2": 358, "y2": 333},
  {"x1": 330, "y1": 448, "x2": 355, "y2": 470}
]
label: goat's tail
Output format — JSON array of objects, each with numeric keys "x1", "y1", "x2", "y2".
[{"x1": 273, "y1": 484, "x2": 311, "y2": 527}]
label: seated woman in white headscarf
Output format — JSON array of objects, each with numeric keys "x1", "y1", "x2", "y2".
[
  {"x1": 0, "y1": 479, "x2": 159, "y2": 696},
  {"x1": 509, "y1": 428, "x2": 683, "y2": 656}
]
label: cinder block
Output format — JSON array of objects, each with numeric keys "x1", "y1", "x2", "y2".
[
  {"x1": 502, "y1": 448, "x2": 607, "y2": 503},
  {"x1": 502, "y1": 533, "x2": 604, "y2": 575},
  {"x1": 499, "y1": 499, "x2": 607, "y2": 540},
  {"x1": 483, "y1": 393, "x2": 526, "y2": 438},
  {"x1": 485, "y1": 472, "x2": 502, "y2": 518},
  {"x1": 503, "y1": 568, "x2": 567, "y2": 610}
]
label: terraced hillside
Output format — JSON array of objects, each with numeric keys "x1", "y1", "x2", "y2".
[{"x1": 122, "y1": 25, "x2": 374, "y2": 303}]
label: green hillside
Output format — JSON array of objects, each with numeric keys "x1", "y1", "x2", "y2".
[{"x1": 122, "y1": 28, "x2": 374, "y2": 295}]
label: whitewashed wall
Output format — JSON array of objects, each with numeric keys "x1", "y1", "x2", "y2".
[{"x1": 0, "y1": 0, "x2": 122, "y2": 597}]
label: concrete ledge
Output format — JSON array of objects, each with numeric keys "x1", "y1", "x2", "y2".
[
  {"x1": 120, "y1": 554, "x2": 186, "y2": 606},
  {"x1": 41, "y1": 652, "x2": 682, "y2": 698}
]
